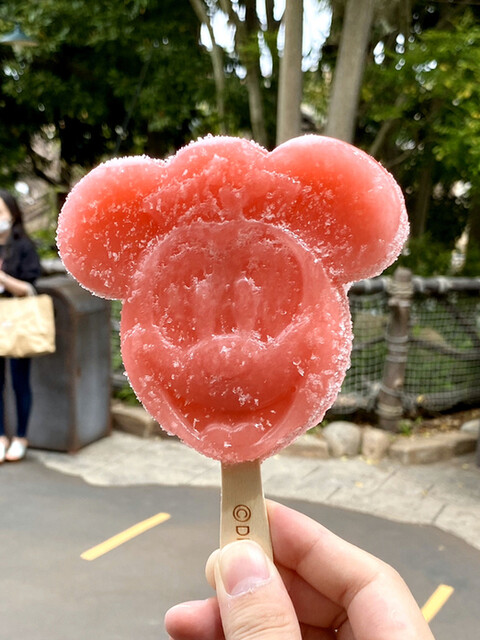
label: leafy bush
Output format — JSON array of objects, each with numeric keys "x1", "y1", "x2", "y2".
[{"x1": 387, "y1": 235, "x2": 453, "y2": 277}]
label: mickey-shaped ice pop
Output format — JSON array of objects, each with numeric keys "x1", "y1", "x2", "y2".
[{"x1": 57, "y1": 135, "x2": 408, "y2": 552}]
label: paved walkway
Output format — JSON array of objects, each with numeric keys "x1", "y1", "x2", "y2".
[{"x1": 30, "y1": 431, "x2": 480, "y2": 552}]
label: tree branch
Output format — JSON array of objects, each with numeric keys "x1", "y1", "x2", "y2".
[
  {"x1": 27, "y1": 151, "x2": 60, "y2": 187},
  {"x1": 384, "y1": 148, "x2": 415, "y2": 169},
  {"x1": 368, "y1": 94, "x2": 407, "y2": 158},
  {"x1": 265, "y1": 0, "x2": 281, "y2": 32}
]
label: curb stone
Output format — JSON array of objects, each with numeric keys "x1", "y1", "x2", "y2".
[
  {"x1": 111, "y1": 401, "x2": 171, "y2": 440},
  {"x1": 389, "y1": 430, "x2": 478, "y2": 464},
  {"x1": 322, "y1": 421, "x2": 362, "y2": 457},
  {"x1": 281, "y1": 433, "x2": 329, "y2": 458},
  {"x1": 110, "y1": 402, "x2": 478, "y2": 465}
]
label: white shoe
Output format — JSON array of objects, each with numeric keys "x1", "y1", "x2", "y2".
[
  {"x1": 6, "y1": 438, "x2": 27, "y2": 462},
  {"x1": 0, "y1": 440, "x2": 6, "y2": 463}
]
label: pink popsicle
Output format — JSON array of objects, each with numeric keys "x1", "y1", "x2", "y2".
[{"x1": 57, "y1": 135, "x2": 408, "y2": 465}]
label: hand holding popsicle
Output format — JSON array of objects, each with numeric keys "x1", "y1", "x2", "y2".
[
  {"x1": 57, "y1": 135, "x2": 408, "y2": 554},
  {"x1": 165, "y1": 501, "x2": 436, "y2": 640}
]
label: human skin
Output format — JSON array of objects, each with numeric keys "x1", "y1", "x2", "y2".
[{"x1": 165, "y1": 500, "x2": 435, "y2": 640}]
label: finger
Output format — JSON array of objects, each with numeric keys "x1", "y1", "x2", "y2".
[
  {"x1": 189, "y1": 546, "x2": 337, "y2": 639},
  {"x1": 341, "y1": 569, "x2": 435, "y2": 640},
  {"x1": 209, "y1": 546, "x2": 343, "y2": 629},
  {"x1": 267, "y1": 501, "x2": 435, "y2": 640},
  {"x1": 208, "y1": 542, "x2": 341, "y2": 629},
  {"x1": 267, "y1": 499, "x2": 380, "y2": 599},
  {"x1": 164, "y1": 597, "x2": 224, "y2": 640},
  {"x1": 277, "y1": 563, "x2": 343, "y2": 628},
  {"x1": 206, "y1": 548, "x2": 220, "y2": 589},
  {"x1": 214, "y1": 539, "x2": 302, "y2": 640}
]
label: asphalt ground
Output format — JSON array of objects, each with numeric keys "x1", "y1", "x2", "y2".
[
  {"x1": 1, "y1": 456, "x2": 479, "y2": 640},
  {"x1": 30, "y1": 431, "x2": 480, "y2": 553}
]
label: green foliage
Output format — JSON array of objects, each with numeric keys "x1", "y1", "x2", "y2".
[
  {"x1": 113, "y1": 385, "x2": 140, "y2": 406},
  {"x1": 31, "y1": 227, "x2": 59, "y2": 259},
  {"x1": 3, "y1": 0, "x2": 480, "y2": 282},
  {"x1": 307, "y1": 420, "x2": 329, "y2": 435},
  {"x1": 110, "y1": 299, "x2": 138, "y2": 404},
  {"x1": 461, "y1": 243, "x2": 480, "y2": 277},
  {"x1": 358, "y1": 7, "x2": 480, "y2": 271},
  {"x1": 303, "y1": 70, "x2": 329, "y2": 127},
  {"x1": 388, "y1": 235, "x2": 453, "y2": 277},
  {"x1": 0, "y1": 0, "x2": 213, "y2": 188},
  {"x1": 398, "y1": 419, "x2": 413, "y2": 436},
  {"x1": 305, "y1": 3, "x2": 480, "y2": 273}
]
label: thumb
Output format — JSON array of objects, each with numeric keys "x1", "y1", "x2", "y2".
[{"x1": 213, "y1": 540, "x2": 301, "y2": 640}]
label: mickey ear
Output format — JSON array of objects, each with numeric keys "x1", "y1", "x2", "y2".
[
  {"x1": 268, "y1": 136, "x2": 409, "y2": 282},
  {"x1": 57, "y1": 156, "x2": 166, "y2": 299}
]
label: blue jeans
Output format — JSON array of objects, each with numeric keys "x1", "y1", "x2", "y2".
[{"x1": 0, "y1": 358, "x2": 32, "y2": 439}]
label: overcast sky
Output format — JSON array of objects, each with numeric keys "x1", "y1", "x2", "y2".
[{"x1": 201, "y1": 1, "x2": 332, "y2": 75}]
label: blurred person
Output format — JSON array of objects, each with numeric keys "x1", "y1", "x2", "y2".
[{"x1": 0, "y1": 189, "x2": 41, "y2": 462}]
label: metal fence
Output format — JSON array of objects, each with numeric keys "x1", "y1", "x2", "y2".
[
  {"x1": 334, "y1": 270, "x2": 480, "y2": 425},
  {"x1": 109, "y1": 269, "x2": 480, "y2": 426}
]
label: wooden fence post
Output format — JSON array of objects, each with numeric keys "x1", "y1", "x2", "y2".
[{"x1": 377, "y1": 267, "x2": 413, "y2": 431}]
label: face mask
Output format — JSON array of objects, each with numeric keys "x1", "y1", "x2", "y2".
[{"x1": 0, "y1": 219, "x2": 11, "y2": 233}]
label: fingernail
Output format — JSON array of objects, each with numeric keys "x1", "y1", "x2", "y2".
[
  {"x1": 164, "y1": 600, "x2": 204, "y2": 624},
  {"x1": 166, "y1": 600, "x2": 203, "y2": 614},
  {"x1": 219, "y1": 541, "x2": 271, "y2": 596}
]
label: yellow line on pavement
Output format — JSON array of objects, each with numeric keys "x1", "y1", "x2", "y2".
[
  {"x1": 81, "y1": 512, "x2": 171, "y2": 561},
  {"x1": 421, "y1": 584, "x2": 454, "y2": 622}
]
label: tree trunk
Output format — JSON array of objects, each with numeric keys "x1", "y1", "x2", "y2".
[
  {"x1": 325, "y1": 0, "x2": 375, "y2": 143},
  {"x1": 410, "y1": 157, "x2": 434, "y2": 238},
  {"x1": 464, "y1": 196, "x2": 480, "y2": 273},
  {"x1": 219, "y1": 0, "x2": 268, "y2": 146},
  {"x1": 189, "y1": 0, "x2": 227, "y2": 134},
  {"x1": 264, "y1": 0, "x2": 281, "y2": 86},
  {"x1": 276, "y1": 0, "x2": 303, "y2": 145},
  {"x1": 244, "y1": 60, "x2": 268, "y2": 146},
  {"x1": 468, "y1": 200, "x2": 480, "y2": 248}
]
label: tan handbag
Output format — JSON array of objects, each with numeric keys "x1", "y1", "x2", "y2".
[{"x1": 0, "y1": 293, "x2": 56, "y2": 358}]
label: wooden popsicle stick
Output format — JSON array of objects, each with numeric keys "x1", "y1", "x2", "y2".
[{"x1": 220, "y1": 460, "x2": 273, "y2": 560}]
